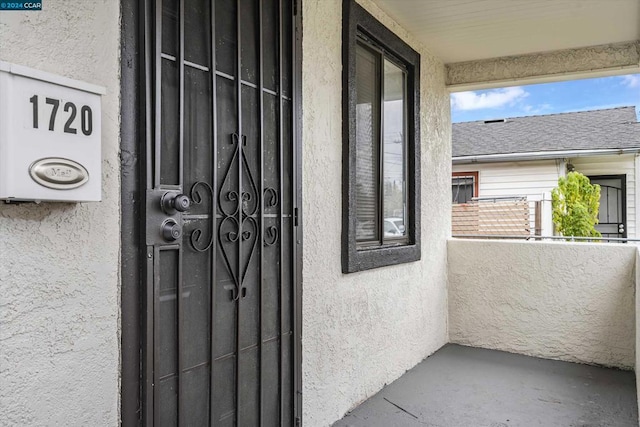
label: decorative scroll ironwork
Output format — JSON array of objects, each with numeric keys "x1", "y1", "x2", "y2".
[
  {"x1": 264, "y1": 226, "x2": 279, "y2": 247},
  {"x1": 218, "y1": 132, "x2": 262, "y2": 300},
  {"x1": 189, "y1": 181, "x2": 214, "y2": 252},
  {"x1": 241, "y1": 135, "x2": 259, "y2": 217},
  {"x1": 218, "y1": 133, "x2": 241, "y2": 217},
  {"x1": 263, "y1": 187, "x2": 280, "y2": 246},
  {"x1": 264, "y1": 187, "x2": 279, "y2": 208}
]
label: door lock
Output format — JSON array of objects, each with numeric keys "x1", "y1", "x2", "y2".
[
  {"x1": 162, "y1": 219, "x2": 182, "y2": 242},
  {"x1": 161, "y1": 193, "x2": 190, "y2": 214},
  {"x1": 619, "y1": 223, "x2": 625, "y2": 233}
]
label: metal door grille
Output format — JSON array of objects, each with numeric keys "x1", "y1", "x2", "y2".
[
  {"x1": 588, "y1": 175, "x2": 626, "y2": 241},
  {"x1": 143, "y1": 0, "x2": 298, "y2": 425}
]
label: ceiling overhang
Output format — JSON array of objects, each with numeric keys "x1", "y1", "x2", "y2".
[{"x1": 372, "y1": 0, "x2": 640, "y2": 89}]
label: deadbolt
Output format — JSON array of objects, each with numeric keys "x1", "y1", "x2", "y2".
[
  {"x1": 161, "y1": 193, "x2": 191, "y2": 214},
  {"x1": 162, "y1": 219, "x2": 182, "y2": 242}
]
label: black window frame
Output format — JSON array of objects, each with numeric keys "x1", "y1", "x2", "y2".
[{"x1": 342, "y1": 0, "x2": 421, "y2": 273}]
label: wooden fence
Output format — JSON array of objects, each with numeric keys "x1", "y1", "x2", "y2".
[{"x1": 452, "y1": 198, "x2": 531, "y2": 236}]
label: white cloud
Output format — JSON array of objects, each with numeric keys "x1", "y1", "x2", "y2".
[
  {"x1": 522, "y1": 103, "x2": 553, "y2": 115},
  {"x1": 620, "y1": 74, "x2": 640, "y2": 88},
  {"x1": 450, "y1": 86, "x2": 529, "y2": 111}
]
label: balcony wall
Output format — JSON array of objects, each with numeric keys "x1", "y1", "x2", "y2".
[
  {"x1": 636, "y1": 249, "x2": 640, "y2": 423},
  {"x1": 448, "y1": 239, "x2": 636, "y2": 369}
]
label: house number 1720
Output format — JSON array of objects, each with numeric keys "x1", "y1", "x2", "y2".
[{"x1": 29, "y1": 95, "x2": 93, "y2": 136}]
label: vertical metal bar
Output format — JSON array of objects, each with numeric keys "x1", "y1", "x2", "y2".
[
  {"x1": 257, "y1": 0, "x2": 265, "y2": 425},
  {"x1": 153, "y1": 2, "x2": 163, "y2": 424},
  {"x1": 235, "y1": 0, "x2": 243, "y2": 425},
  {"x1": 154, "y1": 0, "x2": 163, "y2": 189},
  {"x1": 291, "y1": 2, "x2": 303, "y2": 423},
  {"x1": 143, "y1": 0, "x2": 155, "y2": 423},
  {"x1": 209, "y1": 0, "x2": 218, "y2": 425},
  {"x1": 277, "y1": 0, "x2": 285, "y2": 424},
  {"x1": 153, "y1": 247, "x2": 161, "y2": 426},
  {"x1": 145, "y1": 0, "x2": 154, "y2": 189},
  {"x1": 177, "y1": 0, "x2": 185, "y2": 424},
  {"x1": 178, "y1": 0, "x2": 185, "y2": 189}
]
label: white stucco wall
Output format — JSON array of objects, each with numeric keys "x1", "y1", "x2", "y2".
[
  {"x1": 446, "y1": 40, "x2": 640, "y2": 91},
  {"x1": 0, "y1": 2, "x2": 121, "y2": 425},
  {"x1": 302, "y1": 0, "x2": 451, "y2": 425},
  {"x1": 449, "y1": 239, "x2": 636, "y2": 369},
  {"x1": 636, "y1": 248, "x2": 640, "y2": 426}
]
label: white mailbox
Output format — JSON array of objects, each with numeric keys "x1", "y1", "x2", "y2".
[{"x1": 0, "y1": 61, "x2": 105, "y2": 202}]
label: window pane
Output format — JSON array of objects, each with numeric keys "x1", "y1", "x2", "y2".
[
  {"x1": 452, "y1": 177, "x2": 474, "y2": 203},
  {"x1": 355, "y1": 43, "x2": 380, "y2": 242},
  {"x1": 383, "y1": 59, "x2": 406, "y2": 238}
]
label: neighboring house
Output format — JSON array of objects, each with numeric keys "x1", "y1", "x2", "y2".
[{"x1": 452, "y1": 107, "x2": 640, "y2": 239}]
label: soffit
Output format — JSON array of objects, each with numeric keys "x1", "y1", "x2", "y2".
[{"x1": 372, "y1": 0, "x2": 640, "y2": 64}]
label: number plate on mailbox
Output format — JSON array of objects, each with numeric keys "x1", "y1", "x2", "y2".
[{"x1": 0, "y1": 61, "x2": 105, "y2": 202}]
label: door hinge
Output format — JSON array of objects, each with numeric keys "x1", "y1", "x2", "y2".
[
  {"x1": 293, "y1": 0, "x2": 298, "y2": 16},
  {"x1": 294, "y1": 207, "x2": 299, "y2": 227},
  {"x1": 296, "y1": 416, "x2": 301, "y2": 426}
]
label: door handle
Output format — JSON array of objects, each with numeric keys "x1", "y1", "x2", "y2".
[{"x1": 161, "y1": 193, "x2": 191, "y2": 214}]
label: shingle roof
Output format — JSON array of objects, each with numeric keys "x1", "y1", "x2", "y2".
[{"x1": 452, "y1": 106, "x2": 640, "y2": 158}]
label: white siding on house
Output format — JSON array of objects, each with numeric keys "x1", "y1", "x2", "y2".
[
  {"x1": 571, "y1": 154, "x2": 636, "y2": 239},
  {"x1": 453, "y1": 155, "x2": 638, "y2": 238},
  {"x1": 453, "y1": 160, "x2": 561, "y2": 236},
  {"x1": 453, "y1": 159, "x2": 562, "y2": 200}
]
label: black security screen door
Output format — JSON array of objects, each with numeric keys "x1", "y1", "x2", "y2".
[
  {"x1": 588, "y1": 175, "x2": 626, "y2": 240},
  {"x1": 142, "y1": 0, "x2": 299, "y2": 425}
]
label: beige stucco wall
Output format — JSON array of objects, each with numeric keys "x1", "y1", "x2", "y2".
[
  {"x1": 301, "y1": 0, "x2": 451, "y2": 425},
  {"x1": 636, "y1": 248, "x2": 640, "y2": 426},
  {"x1": 0, "y1": 2, "x2": 121, "y2": 425},
  {"x1": 446, "y1": 41, "x2": 640, "y2": 91},
  {"x1": 449, "y1": 239, "x2": 636, "y2": 369}
]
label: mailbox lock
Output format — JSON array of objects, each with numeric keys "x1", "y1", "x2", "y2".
[
  {"x1": 161, "y1": 193, "x2": 191, "y2": 214},
  {"x1": 162, "y1": 219, "x2": 182, "y2": 242}
]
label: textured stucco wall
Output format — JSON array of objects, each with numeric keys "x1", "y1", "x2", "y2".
[
  {"x1": 0, "y1": 2, "x2": 121, "y2": 425},
  {"x1": 636, "y1": 248, "x2": 640, "y2": 426},
  {"x1": 449, "y1": 239, "x2": 636, "y2": 369},
  {"x1": 446, "y1": 41, "x2": 640, "y2": 91},
  {"x1": 302, "y1": 1, "x2": 451, "y2": 425}
]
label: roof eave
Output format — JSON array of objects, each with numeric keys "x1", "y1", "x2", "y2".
[{"x1": 452, "y1": 148, "x2": 640, "y2": 164}]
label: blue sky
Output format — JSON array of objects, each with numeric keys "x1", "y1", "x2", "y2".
[{"x1": 451, "y1": 74, "x2": 640, "y2": 123}]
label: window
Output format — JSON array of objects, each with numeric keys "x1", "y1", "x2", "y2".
[
  {"x1": 342, "y1": 0, "x2": 421, "y2": 273},
  {"x1": 452, "y1": 172, "x2": 478, "y2": 204}
]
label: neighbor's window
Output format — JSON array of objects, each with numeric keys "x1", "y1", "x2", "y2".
[
  {"x1": 452, "y1": 172, "x2": 478, "y2": 204},
  {"x1": 342, "y1": 0, "x2": 421, "y2": 273}
]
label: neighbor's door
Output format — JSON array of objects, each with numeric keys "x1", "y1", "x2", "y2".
[
  {"x1": 142, "y1": 0, "x2": 299, "y2": 425},
  {"x1": 588, "y1": 175, "x2": 626, "y2": 240}
]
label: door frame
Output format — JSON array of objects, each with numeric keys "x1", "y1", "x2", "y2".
[
  {"x1": 587, "y1": 174, "x2": 627, "y2": 239},
  {"x1": 120, "y1": 1, "x2": 304, "y2": 425}
]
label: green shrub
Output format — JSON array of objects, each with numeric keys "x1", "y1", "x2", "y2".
[{"x1": 551, "y1": 171, "x2": 601, "y2": 238}]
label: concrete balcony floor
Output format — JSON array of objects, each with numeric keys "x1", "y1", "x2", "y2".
[{"x1": 334, "y1": 344, "x2": 637, "y2": 427}]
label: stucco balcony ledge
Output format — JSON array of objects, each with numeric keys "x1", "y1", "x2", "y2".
[{"x1": 335, "y1": 239, "x2": 640, "y2": 426}]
